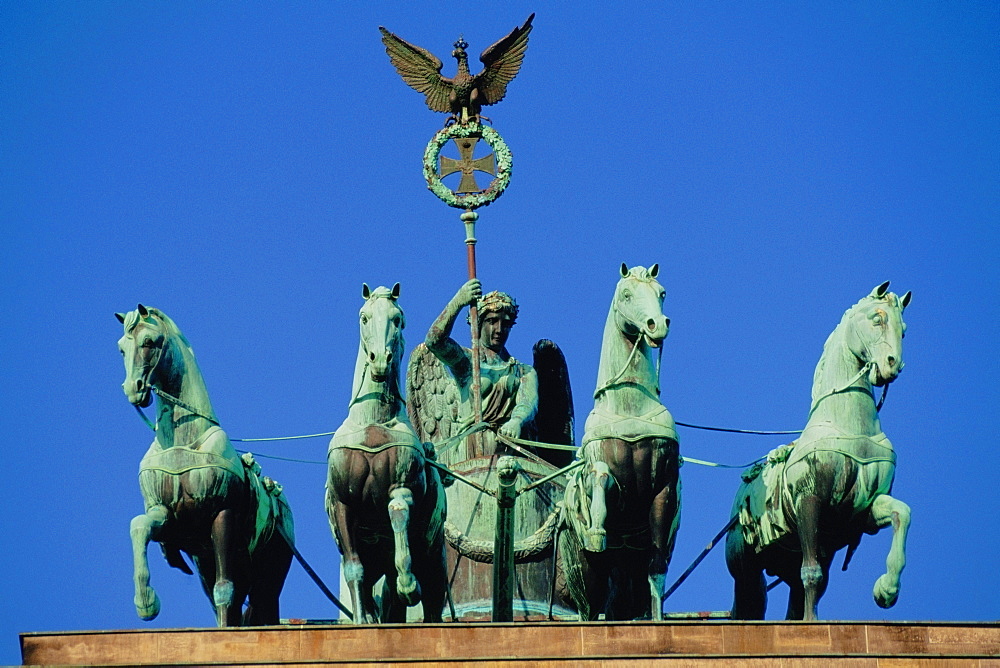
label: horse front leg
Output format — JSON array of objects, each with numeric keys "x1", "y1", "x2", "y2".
[
  {"x1": 648, "y1": 467, "x2": 681, "y2": 621},
  {"x1": 585, "y1": 461, "x2": 612, "y2": 552},
  {"x1": 388, "y1": 487, "x2": 421, "y2": 606},
  {"x1": 795, "y1": 493, "x2": 824, "y2": 620},
  {"x1": 869, "y1": 493, "x2": 911, "y2": 609},
  {"x1": 129, "y1": 505, "x2": 168, "y2": 620},
  {"x1": 330, "y1": 500, "x2": 376, "y2": 623}
]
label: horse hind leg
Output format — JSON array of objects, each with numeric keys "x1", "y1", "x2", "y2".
[
  {"x1": 129, "y1": 505, "x2": 168, "y2": 620},
  {"x1": 387, "y1": 488, "x2": 421, "y2": 606},
  {"x1": 726, "y1": 523, "x2": 767, "y2": 620},
  {"x1": 210, "y1": 508, "x2": 249, "y2": 627},
  {"x1": 647, "y1": 467, "x2": 681, "y2": 621},
  {"x1": 585, "y1": 461, "x2": 612, "y2": 552},
  {"x1": 869, "y1": 493, "x2": 911, "y2": 609}
]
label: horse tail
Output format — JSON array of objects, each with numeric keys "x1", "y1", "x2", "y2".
[{"x1": 388, "y1": 487, "x2": 422, "y2": 606}]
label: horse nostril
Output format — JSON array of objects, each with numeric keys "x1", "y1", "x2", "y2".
[
  {"x1": 647, "y1": 319, "x2": 656, "y2": 331},
  {"x1": 664, "y1": 317, "x2": 671, "y2": 329},
  {"x1": 369, "y1": 352, "x2": 376, "y2": 362},
  {"x1": 135, "y1": 379, "x2": 144, "y2": 391},
  {"x1": 386, "y1": 350, "x2": 393, "y2": 362},
  {"x1": 887, "y1": 356, "x2": 896, "y2": 368}
]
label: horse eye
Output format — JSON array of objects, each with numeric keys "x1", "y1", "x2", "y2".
[
  {"x1": 622, "y1": 291, "x2": 631, "y2": 301},
  {"x1": 360, "y1": 314, "x2": 369, "y2": 325}
]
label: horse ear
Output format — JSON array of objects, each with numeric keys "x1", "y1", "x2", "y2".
[
  {"x1": 391, "y1": 282, "x2": 401, "y2": 299},
  {"x1": 362, "y1": 283, "x2": 371, "y2": 300},
  {"x1": 648, "y1": 263, "x2": 659, "y2": 278},
  {"x1": 115, "y1": 312, "x2": 126, "y2": 324},
  {"x1": 872, "y1": 281, "x2": 890, "y2": 298},
  {"x1": 620, "y1": 262, "x2": 629, "y2": 278},
  {"x1": 137, "y1": 304, "x2": 149, "y2": 317},
  {"x1": 900, "y1": 290, "x2": 912, "y2": 309}
]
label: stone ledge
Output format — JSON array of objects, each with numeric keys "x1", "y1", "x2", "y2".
[{"x1": 20, "y1": 621, "x2": 999, "y2": 666}]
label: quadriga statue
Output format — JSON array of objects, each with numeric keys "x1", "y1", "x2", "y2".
[
  {"x1": 726, "y1": 282, "x2": 912, "y2": 620},
  {"x1": 559, "y1": 264, "x2": 681, "y2": 620},
  {"x1": 117, "y1": 305, "x2": 294, "y2": 626},
  {"x1": 325, "y1": 284, "x2": 449, "y2": 623}
]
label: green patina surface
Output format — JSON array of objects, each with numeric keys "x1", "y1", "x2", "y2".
[{"x1": 423, "y1": 123, "x2": 512, "y2": 210}]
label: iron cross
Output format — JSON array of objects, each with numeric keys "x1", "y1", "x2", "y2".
[{"x1": 439, "y1": 136, "x2": 496, "y2": 194}]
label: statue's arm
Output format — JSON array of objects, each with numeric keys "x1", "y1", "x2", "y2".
[
  {"x1": 499, "y1": 366, "x2": 538, "y2": 438},
  {"x1": 425, "y1": 279, "x2": 482, "y2": 382}
]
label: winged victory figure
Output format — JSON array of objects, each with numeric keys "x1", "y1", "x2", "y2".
[{"x1": 379, "y1": 13, "x2": 534, "y2": 125}]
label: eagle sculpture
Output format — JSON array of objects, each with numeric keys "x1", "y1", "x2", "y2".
[{"x1": 379, "y1": 14, "x2": 534, "y2": 124}]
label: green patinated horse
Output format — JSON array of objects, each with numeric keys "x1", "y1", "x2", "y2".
[
  {"x1": 726, "y1": 282, "x2": 912, "y2": 620},
  {"x1": 559, "y1": 264, "x2": 680, "y2": 620},
  {"x1": 117, "y1": 305, "x2": 294, "y2": 626},
  {"x1": 325, "y1": 284, "x2": 448, "y2": 623}
]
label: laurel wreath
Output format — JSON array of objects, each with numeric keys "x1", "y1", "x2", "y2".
[{"x1": 422, "y1": 123, "x2": 512, "y2": 210}]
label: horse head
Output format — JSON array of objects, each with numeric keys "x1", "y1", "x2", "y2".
[
  {"x1": 360, "y1": 283, "x2": 405, "y2": 383},
  {"x1": 116, "y1": 304, "x2": 168, "y2": 408},
  {"x1": 846, "y1": 281, "x2": 912, "y2": 387},
  {"x1": 614, "y1": 263, "x2": 670, "y2": 347}
]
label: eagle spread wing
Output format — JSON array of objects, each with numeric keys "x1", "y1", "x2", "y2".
[
  {"x1": 476, "y1": 13, "x2": 534, "y2": 107},
  {"x1": 379, "y1": 27, "x2": 452, "y2": 113},
  {"x1": 379, "y1": 14, "x2": 533, "y2": 115}
]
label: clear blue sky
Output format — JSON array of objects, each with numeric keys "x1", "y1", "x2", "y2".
[{"x1": 3, "y1": 3, "x2": 997, "y2": 663}]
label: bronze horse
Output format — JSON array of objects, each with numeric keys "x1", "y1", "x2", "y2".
[
  {"x1": 118, "y1": 305, "x2": 293, "y2": 626},
  {"x1": 326, "y1": 284, "x2": 448, "y2": 623},
  {"x1": 726, "y1": 282, "x2": 912, "y2": 620},
  {"x1": 559, "y1": 264, "x2": 680, "y2": 620}
]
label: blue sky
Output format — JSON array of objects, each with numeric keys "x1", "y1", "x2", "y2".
[{"x1": 3, "y1": 2, "x2": 997, "y2": 662}]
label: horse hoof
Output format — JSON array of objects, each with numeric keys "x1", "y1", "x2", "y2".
[
  {"x1": 584, "y1": 531, "x2": 607, "y2": 552},
  {"x1": 398, "y1": 577, "x2": 422, "y2": 606},
  {"x1": 873, "y1": 574, "x2": 899, "y2": 608},
  {"x1": 135, "y1": 588, "x2": 161, "y2": 621}
]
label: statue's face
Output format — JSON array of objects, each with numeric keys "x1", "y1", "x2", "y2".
[{"x1": 479, "y1": 311, "x2": 513, "y2": 352}]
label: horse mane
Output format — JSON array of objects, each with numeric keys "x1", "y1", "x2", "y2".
[
  {"x1": 124, "y1": 307, "x2": 191, "y2": 349},
  {"x1": 624, "y1": 266, "x2": 656, "y2": 283}
]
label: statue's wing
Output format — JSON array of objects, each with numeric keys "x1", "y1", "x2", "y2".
[
  {"x1": 476, "y1": 13, "x2": 534, "y2": 107},
  {"x1": 379, "y1": 27, "x2": 452, "y2": 113},
  {"x1": 406, "y1": 342, "x2": 461, "y2": 445},
  {"x1": 532, "y1": 338, "x2": 576, "y2": 468}
]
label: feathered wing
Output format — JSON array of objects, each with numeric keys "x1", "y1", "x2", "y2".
[
  {"x1": 406, "y1": 343, "x2": 462, "y2": 449},
  {"x1": 532, "y1": 338, "x2": 576, "y2": 468},
  {"x1": 379, "y1": 26, "x2": 452, "y2": 113},
  {"x1": 476, "y1": 13, "x2": 534, "y2": 106}
]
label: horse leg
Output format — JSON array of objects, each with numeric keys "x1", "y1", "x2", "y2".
[
  {"x1": 585, "y1": 461, "x2": 612, "y2": 552},
  {"x1": 129, "y1": 505, "x2": 168, "y2": 620},
  {"x1": 582, "y1": 555, "x2": 608, "y2": 621},
  {"x1": 869, "y1": 493, "x2": 911, "y2": 608},
  {"x1": 727, "y1": 546, "x2": 766, "y2": 620},
  {"x1": 330, "y1": 501, "x2": 376, "y2": 623},
  {"x1": 388, "y1": 487, "x2": 421, "y2": 606},
  {"x1": 210, "y1": 508, "x2": 247, "y2": 627},
  {"x1": 415, "y1": 537, "x2": 447, "y2": 622},
  {"x1": 244, "y1": 532, "x2": 293, "y2": 626},
  {"x1": 795, "y1": 493, "x2": 824, "y2": 620},
  {"x1": 647, "y1": 469, "x2": 681, "y2": 621}
]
